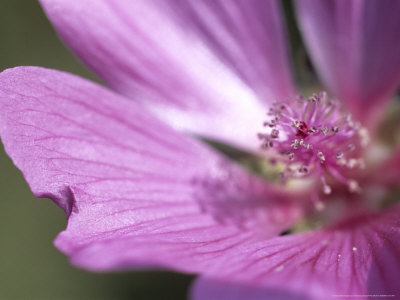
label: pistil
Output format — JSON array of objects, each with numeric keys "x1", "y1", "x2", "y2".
[{"x1": 259, "y1": 92, "x2": 369, "y2": 207}]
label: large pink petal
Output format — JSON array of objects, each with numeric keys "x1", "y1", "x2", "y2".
[
  {"x1": 191, "y1": 205, "x2": 400, "y2": 299},
  {"x1": 39, "y1": 0, "x2": 295, "y2": 150},
  {"x1": 295, "y1": 0, "x2": 400, "y2": 128},
  {"x1": 0, "y1": 67, "x2": 304, "y2": 272}
]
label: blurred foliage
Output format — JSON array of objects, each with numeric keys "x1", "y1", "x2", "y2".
[
  {"x1": 377, "y1": 100, "x2": 400, "y2": 147},
  {"x1": 0, "y1": 0, "x2": 95, "y2": 79},
  {"x1": 0, "y1": 1, "x2": 310, "y2": 299}
]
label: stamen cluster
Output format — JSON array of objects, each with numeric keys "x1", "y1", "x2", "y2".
[{"x1": 258, "y1": 92, "x2": 369, "y2": 197}]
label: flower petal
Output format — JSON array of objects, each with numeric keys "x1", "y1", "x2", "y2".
[
  {"x1": 191, "y1": 206, "x2": 400, "y2": 299},
  {"x1": 295, "y1": 0, "x2": 400, "y2": 127},
  {"x1": 0, "y1": 67, "x2": 304, "y2": 272},
  {"x1": 192, "y1": 278, "x2": 309, "y2": 300},
  {"x1": 39, "y1": 0, "x2": 295, "y2": 150}
]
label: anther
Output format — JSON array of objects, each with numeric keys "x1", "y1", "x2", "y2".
[
  {"x1": 288, "y1": 152, "x2": 295, "y2": 161},
  {"x1": 259, "y1": 92, "x2": 368, "y2": 201},
  {"x1": 262, "y1": 140, "x2": 273, "y2": 148},
  {"x1": 291, "y1": 139, "x2": 299, "y2": 149},
  {"x1": 317, "y1": 151, "x2": 326, "y2": 162},
  {"x1": 348, "y1": 144, "x2": 355, "y2": 151},
  {"x1": 309, "y1": 126, "x2": 317, "y2": 133},
  {"x1": 298, "y1": 166, "x2": 308, "y2": 174},
  {"x1": 323, "y1": 185, "x2": 332, "y2": 195},
  {"x1": 348, "y1": 180, "x2": 361, "y2": 193},
  {"x1": 271, "y1": 129, "x2": 279, "y2": 139},
  {"x1": 347, "y1": 158, "x2": 358, "y2": 168}
]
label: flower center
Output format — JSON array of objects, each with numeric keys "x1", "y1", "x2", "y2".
[{"x1": 258, "y1": 92, "x2": 369, "y2": 206}]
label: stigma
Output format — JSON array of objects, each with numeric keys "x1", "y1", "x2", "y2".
[{"x1": 258, "y1": 92, "x2": 369, "y2": 199}]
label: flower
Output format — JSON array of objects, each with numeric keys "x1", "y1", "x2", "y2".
[{"x1": 1, "y1": 0, "x2": 400, "y2": 299}]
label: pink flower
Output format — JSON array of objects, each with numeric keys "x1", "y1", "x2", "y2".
[{"x1": 1, "y1": 0, "x2": 400, "y2": 299}]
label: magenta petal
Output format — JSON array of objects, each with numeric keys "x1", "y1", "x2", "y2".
[
  {"x1": 192, "y1": 278, "x2": 309, "y2": 300},
  {"x1": 38, "y1": 0, "x2": 295, "y2": 150},
  {"x1": 0, "y1": 67, "x2": 304, "y2": 272},
  {"x1": 295, "y1": 0, "x2": 400, "y2": 127},
  {"x1": 191, "y1": 206, "x2": 400, "y2": 299}
]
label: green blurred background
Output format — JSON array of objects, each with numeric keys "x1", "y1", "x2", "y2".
[{"x1": 0, "y1": 1, "x2": 193, "y2": 299}]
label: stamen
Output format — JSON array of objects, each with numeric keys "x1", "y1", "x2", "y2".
[
  {"x1": 258, "y1": 92, "x2": 369, "y2": 203},
  {"x1": 323, "y1": 184, "x2": 332, "y2": 195},
  {"x1": 348, "y1": 180, "x2": 361, "y2": 193}
]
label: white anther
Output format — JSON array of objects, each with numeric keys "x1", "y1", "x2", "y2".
[
  {"x1": 323, "y1": 185, "x2": 332, "y2": 195},
  {"x1": 336, "y1": 152, "x2": 344, "y2": 159},
  {"x1": 347, "y1": 158, "x2": 358, "y2": 168},
  {"x1": 317, "y1": 151, "x2": 326, "y2": 162},
  {"x1": 291, "y1": 139, "x2": 299, "y2": 149},
  {"x1": 298, "y1": 166, "x2": 308, "y2": 174},
  {"x1": 348, "y1": 180, "x2": 361, "y2": 193},
  {"x1": 271, "y1": 129, "x2": 279, "y2": 139}
]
